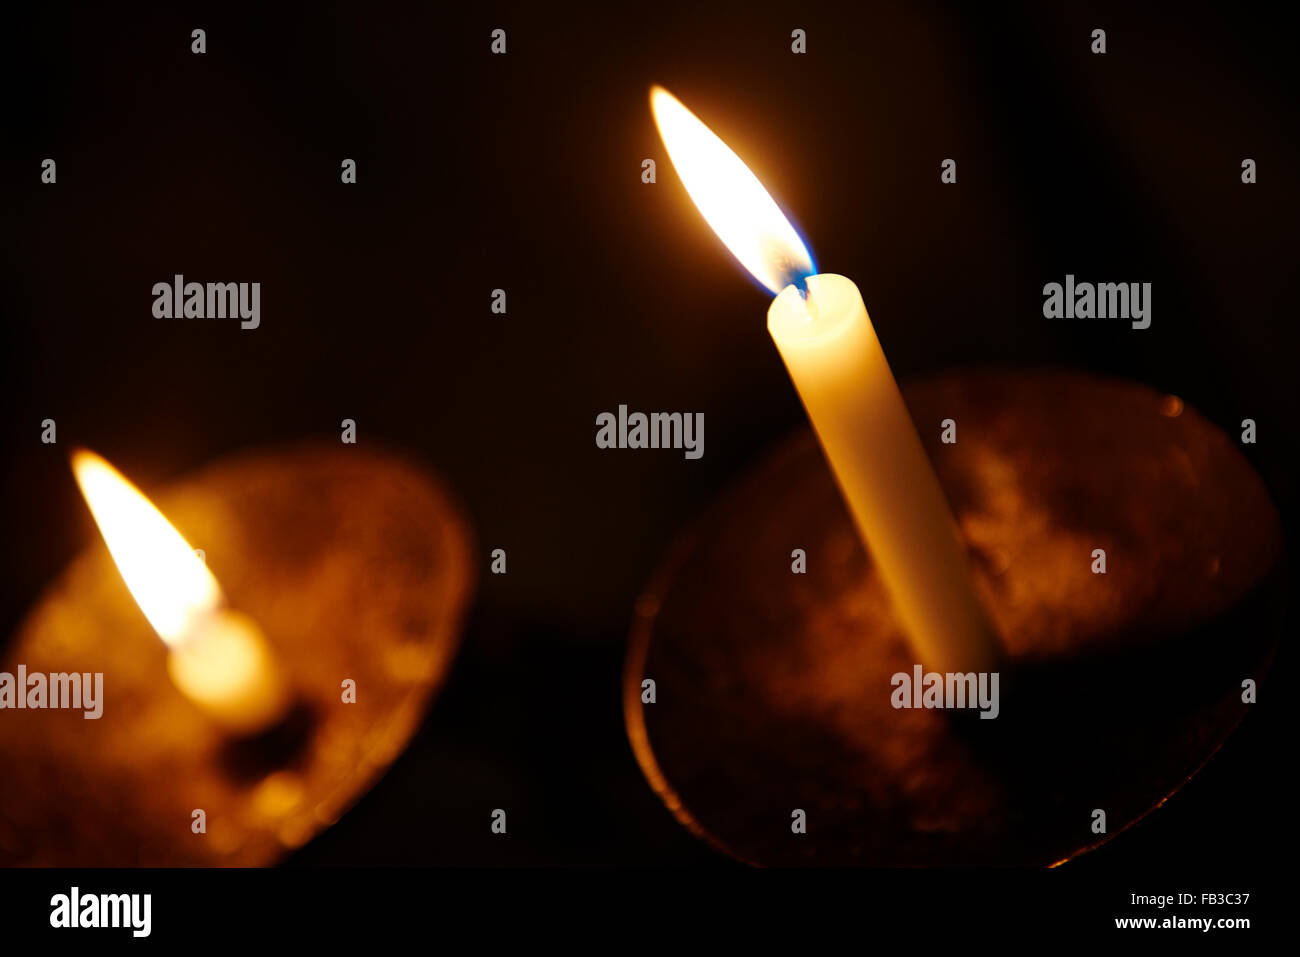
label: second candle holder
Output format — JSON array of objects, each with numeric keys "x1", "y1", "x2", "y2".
[{"x1": 0, "y1": 442, "x2": 474, "y2": 866}]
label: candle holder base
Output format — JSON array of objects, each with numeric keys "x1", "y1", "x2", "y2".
[
  {"x1": 624, "y1": 369, "x2": 1284, "y2": 866},
  {"x1": 0, "y1": 442, "x2": 475, "y2": 866}
]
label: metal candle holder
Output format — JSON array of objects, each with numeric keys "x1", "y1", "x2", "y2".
[{"x1": 624, "y1": 369, "x2": 1282, "y2": 866}]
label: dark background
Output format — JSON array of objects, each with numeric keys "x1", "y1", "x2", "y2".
[{"x1": 1, "y1": 1, "x2": 1294, "y2": 868}]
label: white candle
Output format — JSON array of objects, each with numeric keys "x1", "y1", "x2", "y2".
[
  {"x1": 652, "y1": 86, "x2": 996, "y2": 672},
  {"x1": 72, "y1": 449, "x2": 290, "y2": 734},
  {"x1": 769, "y1": 276, "x2": 994, "y2": 672}
]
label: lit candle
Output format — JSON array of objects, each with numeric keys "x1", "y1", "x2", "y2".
[
  {"x1": 651, "y1": 86, "x2": 995, "y2": 673},
  {"x1": 71, "y1": 449, "x2": 290, "y2": 735},
  {"x1": 3, "y1": 442, "x2": 473, "y2": 865}
]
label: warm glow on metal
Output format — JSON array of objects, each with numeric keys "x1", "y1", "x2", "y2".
[
  {"x1": 650, "y1": 85, "x2": 815, "y2": 295},
  {"x1": 71, "y1": 449, "x2": 222, "y2": 647}
]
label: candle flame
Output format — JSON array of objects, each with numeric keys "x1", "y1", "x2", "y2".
[
  {"x1": 650, "y1": 85, "x2": 815, "y2": 295},
  {"x1": 71, "y1": 449, "x2": 222, "y2": 647}
]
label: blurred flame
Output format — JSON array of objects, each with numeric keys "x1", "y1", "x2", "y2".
[
  {"x1": 650, "y1": 85, "x2": 814, "y2": 295},
  {"x1": 71, "y1": 449, "x2": 221, "y2": 646}
]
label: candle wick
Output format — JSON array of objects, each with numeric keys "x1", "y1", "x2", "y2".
[
  {"x1": 789, "y1": 274, "x2": 819, "y2": 322},
  {"x1": 793, "y1": 281, "x2": 821, "y2": 323}
]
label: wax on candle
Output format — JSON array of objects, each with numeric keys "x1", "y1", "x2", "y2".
[
  {"x1": 651, "y1": 86, "x2": 995, "y2": 671},
  {"x1": 72, "y1": 449, "x2": 289, "y2": 734},
  {"x1": 165, "y1": 609, "x2": 289, "y2": 735}
]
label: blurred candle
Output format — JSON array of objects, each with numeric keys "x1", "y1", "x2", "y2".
[
  {"x1": 651, "y1": 86, "x2": 995, "y2": 672},
  {"x1": 71, "y1": 449, "x2": 290, "y2": 734}
]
